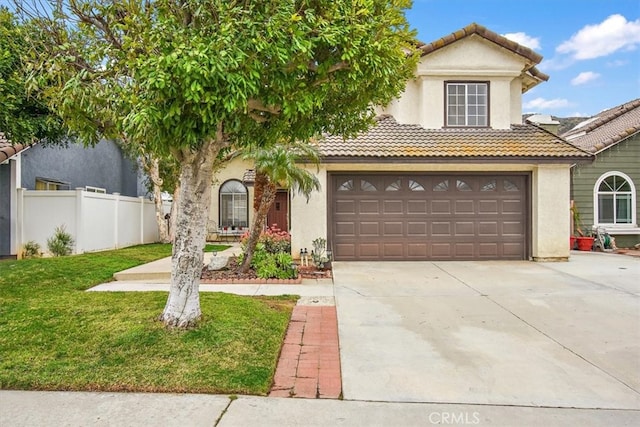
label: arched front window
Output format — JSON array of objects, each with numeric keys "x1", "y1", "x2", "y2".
[
  {"x1": 594, "y1": 172, "x2": 636, "y2": 226},
  {"x1": 219, "y1": 180, "x2": 248, "y2": 228}
]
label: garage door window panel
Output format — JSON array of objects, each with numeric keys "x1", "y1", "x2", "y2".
[
  {"x1": 361, "y1": 180, "x2": 377, "y2": 191},
  {"x1": 337, "y1": 180, "x2": 354, "y2": 191},
  {"x1": 433, "y1": 180, "x2": 449, "y2": 192},
  {"x1": 409, "y1": 180, "x2": 425, "y2": 191},
  {"x1": 456, "y1": 180, "x2": 473, "y2": 191},
  {"x1": 481, "y1": 180, "x2": 497, "y2": 192},
  {"x1": 504, "y1": 179, "x2": 519, "y2": 192}
]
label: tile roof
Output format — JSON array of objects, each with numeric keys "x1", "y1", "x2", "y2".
[
  {"x1": 561, "y1": 98, "x2": 640, "y2": 154},
  {"x1": 319, "y1": 115, "x2": 592, "y2": 161},
  {"x1": 419, "y1": 23, "x2": 549, "y2": 84},
  {"x1": 0, "y1": 133, "x2": 32, "y2": 163}
]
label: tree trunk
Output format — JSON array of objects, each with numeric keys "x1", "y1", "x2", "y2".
[
  {"x1": 147, "y1": 157, "x2": 171, "y2": 243},
  {"x1": 238, "y1": 172, "x2": 277, "y2": 273},
  {"x1": 159, "y1": 137, "x2": 220, "y2": 328}
]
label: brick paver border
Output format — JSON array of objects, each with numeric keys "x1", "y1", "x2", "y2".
[{"x1": 269, "y1": 305, "x2": 341, "y2": 399}]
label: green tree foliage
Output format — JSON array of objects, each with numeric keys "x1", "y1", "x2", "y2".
[
  {"x1": 17, "y1": 0, "x2": 418, "y2": 327},
  {"x1": 0, "y1": 7, "x2": 64, "y2": 143}
]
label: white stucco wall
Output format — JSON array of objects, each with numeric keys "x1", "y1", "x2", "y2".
[
  {"x1": 531, "y1": 165, "x2": 571, "y2": 260},
  {"x1": 383, "y1": 35, "x2": 527, "y2": 129},
  {"x1": 289, "y1": 166, "x2": 328, "y2": 257}
]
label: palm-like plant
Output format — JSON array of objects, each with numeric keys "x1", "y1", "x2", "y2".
[{"x1": 238, "y1": 141, "x2": 321, "y2": 273}]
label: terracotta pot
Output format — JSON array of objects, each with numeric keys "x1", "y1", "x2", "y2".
[
  {"x1": 570, "y1": 236, "x2": 577, "y2": 250},
  {"x1": 576, "y1": 236, "x2": 594, "y2": 251}
]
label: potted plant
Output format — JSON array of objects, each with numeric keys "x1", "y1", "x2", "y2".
[{"x1": 571, "y1": 203, "x2": 594, "y2": 251}]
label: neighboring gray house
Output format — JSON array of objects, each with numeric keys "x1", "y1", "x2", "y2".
[
  {"x1": 0, "y1": 136, "x2": 143, "y2": 258},
  {"x1": 0, "y1": 134, "x2": 31, "y2": 258},
  {"x1": 20, "y1": 140, "x2": 141, "y2": 195},
  {"x1": 562, "y1": 98, "x2": 640, "y2": 248}
]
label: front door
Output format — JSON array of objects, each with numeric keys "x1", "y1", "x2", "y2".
[{"x1": 267, "y1": 191, "x2": 289, "y2": 231}]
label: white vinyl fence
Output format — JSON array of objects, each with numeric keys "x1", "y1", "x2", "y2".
[{"x1": 16, "y1": 188, "x2": 170, "y2": 255}]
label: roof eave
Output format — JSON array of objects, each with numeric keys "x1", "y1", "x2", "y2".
[
  {"x1": 320, "y1": 155, "x2": 594, "y2": 164},
  {"x1": 420, "y1": 22, "x2": 544, "y2": 65}
]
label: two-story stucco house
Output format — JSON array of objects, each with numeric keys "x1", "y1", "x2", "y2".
[{"x1": 209, "y1": 23, "x2": 592, "y2": 262}]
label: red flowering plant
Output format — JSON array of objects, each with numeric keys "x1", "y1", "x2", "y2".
[
  {"x1": 238, "y1": 225, "x2": 295, "y2": 279},
  {"x1": 240, "y1": 224, "x2": 291, "y2": 254}
]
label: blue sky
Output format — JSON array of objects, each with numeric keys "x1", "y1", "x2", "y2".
[{"x1": 406, "y1": 0, "x2": 640, "y2": 117}]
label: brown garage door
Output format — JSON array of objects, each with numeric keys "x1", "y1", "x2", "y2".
[{"x1": 330, "y1": 174, "x2": 527, "y2": 261}]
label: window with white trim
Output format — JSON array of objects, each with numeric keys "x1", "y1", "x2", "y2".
[
  {"x1": 446, "y1": 82, "x2": 488, "y2": 127},
  {"x1": 594, "y1": 172, "x2": 636, "y2": 226},
  {"x1": 219, "y1": 179, "x2": 248, "y2": 228}
]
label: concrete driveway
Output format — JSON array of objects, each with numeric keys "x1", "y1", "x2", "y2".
[{"x1": 333, "y1": 251, "x2": 640, "y2": 409}]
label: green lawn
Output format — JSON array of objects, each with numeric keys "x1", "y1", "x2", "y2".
[{"x1": 0, "y1": 244, "x2": 296, "y2": 394}]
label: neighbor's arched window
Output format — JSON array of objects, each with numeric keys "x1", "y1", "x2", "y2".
[
  {"x1": 219, "y1": 179, "x2": 248, "y2": 228},
  {"x1": 594, "y1": 172, "x2": 636, "y2": 226}
]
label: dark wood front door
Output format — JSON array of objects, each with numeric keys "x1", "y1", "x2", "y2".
[
  {"x1": 330, "y1": 173, "x2": 528, "y2": 261},
  {"x1": 267, "y1": 191, "x2": 289, "y2": 231}
]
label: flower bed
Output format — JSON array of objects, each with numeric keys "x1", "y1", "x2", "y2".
[{"x1": 200, "y1": 257, "x2": 331, "y2": 284}]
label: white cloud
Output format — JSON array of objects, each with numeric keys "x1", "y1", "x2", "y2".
[
  {"x1": 606, "y1": 59, "x2": 628, "y2": 67},
  {"x1": 571, "y1": 71, "x2": 601, "y2": 86},
  {"x1": 557, "y1": 14, "x2": 640, "y2": 60},
  {"x1": 502, "y1": 32, "x2": 541, "y2": 50},
  {"x1": 523, "y1": 97, "x2": 571, "y2": 110}
]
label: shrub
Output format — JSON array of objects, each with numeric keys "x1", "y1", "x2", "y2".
[
  {"x1": 239, "y1": 229, "x2": 297, "y2": 279},
  {"x1": 21, "y1": 241, "x2": 41, "y2": 259},
  {"x1": 254, "y1": 251, "x2": 297, "y2": 279},
  {"x1": 47, "y1": 225, "x2": 75, "y2": 257},
  {"x1": 240, "y1": 225, "x2": 291, "y2": 255}
]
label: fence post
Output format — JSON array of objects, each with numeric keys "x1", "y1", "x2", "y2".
[
  {"x1": 75, "y1": 188, "x2": 85, "y2": 254},
  {"x1": 139, "y1": 196, "x2": 145, "y2": 244},
  {"x1": 113, "y1": 193, "x2": 120, "y2": 249},
  {"x1": 15, "y1": 188, "x2": 24, "y2": 258}
]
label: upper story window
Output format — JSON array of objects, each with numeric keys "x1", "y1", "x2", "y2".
[
  {"x1": 446, "y1": 82, "x2": 488, "y2": 127},
  {"x1": 594, "y1": 172, "x2": 636, "y2": 226}
]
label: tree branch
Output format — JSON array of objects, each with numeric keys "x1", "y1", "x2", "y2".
[{"x1": 247, "y1": 98, "x2": 281, "y2": 115}]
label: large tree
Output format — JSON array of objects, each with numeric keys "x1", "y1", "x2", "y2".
[{"x1": 18, "y1": 0, "x2": 418, "y2": 327}]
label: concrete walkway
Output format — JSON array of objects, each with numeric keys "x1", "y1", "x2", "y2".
[
  {"x1": 334, "y1": 251, "x2": 640, "y2": 410},
  {"x1": 112, "y1": 244, "x2": 243, "y2": 282}
]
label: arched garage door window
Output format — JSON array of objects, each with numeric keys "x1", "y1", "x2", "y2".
[
  {"x1": 594, "y1": 172, "x2": 636, "y2": 226},
  {"x1": 219, "y1": 180, "x2": 248, "y2": 228}
]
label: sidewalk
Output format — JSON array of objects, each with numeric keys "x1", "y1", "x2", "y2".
[{"x1": 2, "y1": 391, "x2": 638, "y2": 427}]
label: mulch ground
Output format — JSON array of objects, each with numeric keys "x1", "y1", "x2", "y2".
[{"x1": 201, "y1": 257, "x2": 332, "y2": 282}]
